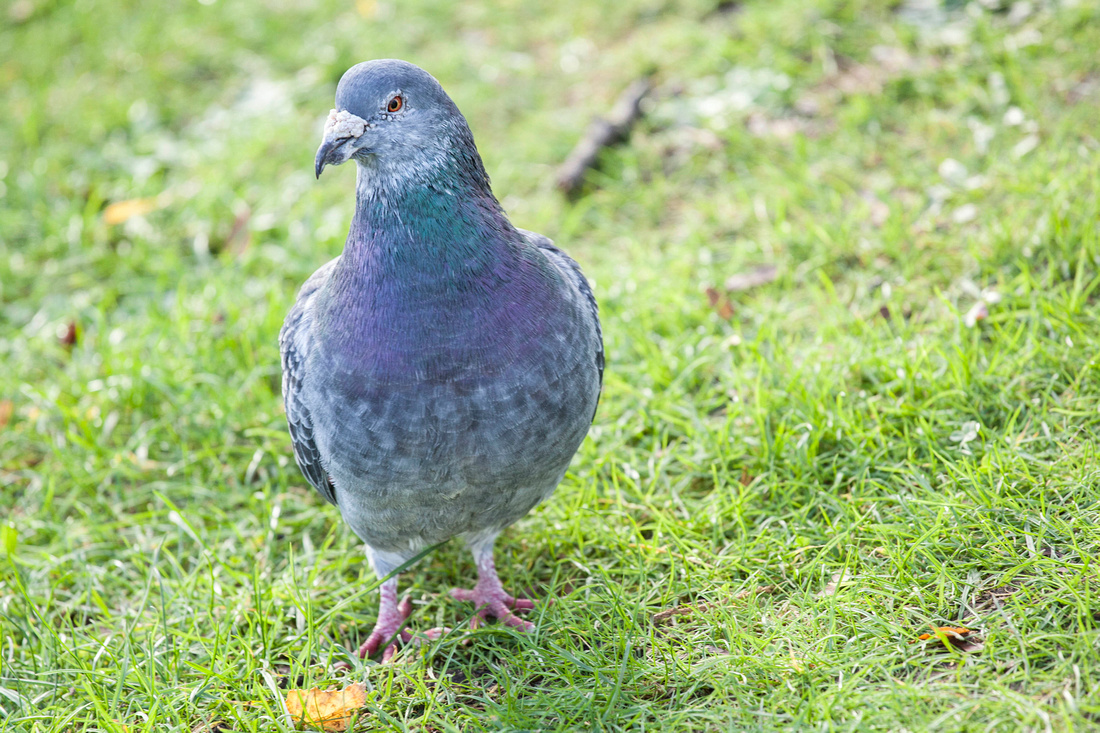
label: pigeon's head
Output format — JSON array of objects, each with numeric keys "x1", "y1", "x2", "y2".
[{"x1": 314, "y1": 59, "x2": 477, "y2": 182}]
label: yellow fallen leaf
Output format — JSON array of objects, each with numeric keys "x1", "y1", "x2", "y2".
[
  {"x1": 102, "y1": 196, "x2": 166, "y2": 225},
  {"x1": 909, "y1": 625, "x2": 982, "y2": 652},
  {"x1": 913, "y1": 625, "x2": 970, "y2": 643},
  {"x1": 285, "y1": 683, "x2": 366, "y2": 731}
]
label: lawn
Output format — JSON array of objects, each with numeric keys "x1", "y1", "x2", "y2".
[{"x1": 2, "y1": 0, "x2": 1100, "y2": 730}]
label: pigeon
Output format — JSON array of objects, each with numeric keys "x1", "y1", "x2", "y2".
[{"x1": 280, "y1": 60, "x2": 603, "y2": 662}]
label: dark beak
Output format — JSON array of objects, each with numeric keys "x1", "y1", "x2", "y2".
[{"x1": 314, "y1": 137, "x2": 345, "y2": 179}]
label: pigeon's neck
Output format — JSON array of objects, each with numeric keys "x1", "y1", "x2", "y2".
[
  {"x1": 333, "y1": 156, "x2": 517, "y2": 285},
  {"x1": 317, "y1": 163, "x2": 562, "y2": 380}
]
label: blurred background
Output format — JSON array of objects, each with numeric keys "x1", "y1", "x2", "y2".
[{"x1": 2, "y1": 0, "x2": 1100, "y2": 730}]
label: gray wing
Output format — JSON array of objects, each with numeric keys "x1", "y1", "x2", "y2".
[
  {"x1": 279, "y1": 259, "x2": 339, "y2": 505},
  {"x1": 521, "y1": 229, "x2": 604, "y2": 417}
]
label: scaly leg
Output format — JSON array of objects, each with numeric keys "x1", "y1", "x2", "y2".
[{"x1": 357, "y1": 577, "x2": 412, "y2": 663}]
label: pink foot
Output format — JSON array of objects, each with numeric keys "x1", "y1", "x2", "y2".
[
  {"x1": 357, "y1": 586, "x2": 413, "y2": 662},
  {"x1": 357, "y1": 580, "x2": 449, "y2": 663},
  {"x1": 450, "y1": 547, "x2": 538, "y2": 631}
]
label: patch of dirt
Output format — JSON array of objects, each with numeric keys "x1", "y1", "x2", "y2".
[{"x1": 972, "y1": 584, "x2": 1018, "y2": 612}]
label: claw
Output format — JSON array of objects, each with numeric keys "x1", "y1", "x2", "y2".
[{"x1": 450, "y1": 582, "x2": 538, "y2": 632}]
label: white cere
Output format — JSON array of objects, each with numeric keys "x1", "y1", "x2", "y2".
[{"x1": 325, "y1": 109, "x2": 368, "y2": 139}]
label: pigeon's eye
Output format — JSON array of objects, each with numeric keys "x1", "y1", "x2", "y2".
[{"x1": 387, "y1": 95, "x2": 404, "y2": 113}]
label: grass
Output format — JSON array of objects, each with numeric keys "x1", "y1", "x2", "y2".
[{"x1": 2, "y1": 0, "x2": 1100, "y2": 730}]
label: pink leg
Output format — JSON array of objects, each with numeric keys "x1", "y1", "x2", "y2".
[
  {"x1": 357, "y1": 577, "x2": 412, "y2": 662},
  {"x1": 450, "y1": 542, "x2": 537, "y2": 631},
  {"x1": 357, "y1": 577, "x2": 449, "y2": 663}
]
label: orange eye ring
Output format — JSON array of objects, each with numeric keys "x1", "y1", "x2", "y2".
[{"x1": 387, "y1": 95, "x2": 403, "y2": 113}]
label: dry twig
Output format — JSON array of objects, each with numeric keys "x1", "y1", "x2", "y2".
[{"x1": 556, "y1": 77, "x2": 652, "y2": 195}]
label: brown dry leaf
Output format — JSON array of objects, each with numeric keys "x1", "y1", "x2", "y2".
[
  {"x1": 103, "y1": 196, "x2": 167, "y2": 226},
  {"x1": 285, "y1": 683, "x2": 367, "y2": 731},
  {"x1": 704, "y1": 286, "x2": 734, "y2": 319},
  {"x1": 0, "y1": 400, "x2": 12, "y2": 428},
  {"x1": 724, "y1": 265, "x2": 778, "y2": 292},
  {"x1": 910, "y1": 626, "x2": 983, "y2": 653},
  {"x1": 58, "y1": 320, "x2": 77, "y2": 347}
]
